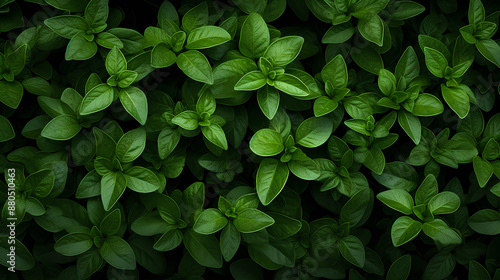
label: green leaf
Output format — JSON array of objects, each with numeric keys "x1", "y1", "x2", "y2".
[
  {"x1": 422, "y1": 218, "x2": 462, "y2": 245},
  {"x1": 483, "y1": 138, "x2": 500, "y2": 160},
  {"x1": 118, "y1": 87, "x2": 148, "y2": 125},
  {"x1": 314, "y1": 96, "x2": 339, "y2": 117},
  {"x1": 100, "y1": 208, "x2": 121, "y2": 236},
  {"x1": 96, "y1": 32, "x2": 124, "y2": 49},
  {"x1": 41, "y1": 115, "x2": 82, "y2": 141},
  {"x1": 377, "y1": 189, "x2": 414, "y2": 215},
  {"x1": 322, "y1": 23, "x2": 354, "y2": 44},
  {"x1": 248, "y1": 239, "x2": 294, "y2": 269},
  {"x1": 266, "y1": 212, "x2": 302, "y2": 239},
  {"x1": 193, "y1": 208, "x2": 228, "y2": 234},
  {"x1": 116, "y1": 70, "x2": 138, "y2": 88},
  {"x1": 183, "y1": 229, "x2": 223, "y2": 268},
  {"x1": 273, "y1": 73, "x2": 309, "y2": 96},
  {"x1": 264, "y1": 36, "x2": 304, "y2": 67},
  {"x1": 295, "y1": 116, "x2": 333, "y2": 148},
  {"x1": 131, "y1": 213, "x2": 172, "y2": 236},
  {"x1": 256, "y1": 158, "x2": 289, "y2": 206},
  {"x1": 250, "y1": 129, "x2": 284, "y2": 156},
  {"x1": 54, "y1": 233, "x2": 93, "y2": 256},
  {"x1": 202, "y1": 124, "x2": 228, "y2": 150},
  {"x1": 151, "y1": 43, "x2": 176, "y2": 68},
  {"x1": 469, "y1": 0, "x2": 485, "y2": 25},
  {"x1": 387, "y1": 254, "x2": 411, "y2": 280},
  {"x1": 101, "y1": 171, "x2": 127, "y2": 211},
  {"x1": 340, "y1": 188, "x2": 372, "y2": 229},
  {"x1": 424, "y1": 47, "x2": 448, "y2": 78},
  {"x1": 390, "y1": 1, "x2": 425, "y2": 20},
  {"x1": 476, "y1": 39, "x2": 500, "y2": 68},
  {"x1": 123, "y1": 166, "x2": 160, "y2": 193},
  {"x1": 257, "y1": 86, "x2": 280, "y2": 120},
  {"x1": 0, "y1": 115, "x2": 15, "y2": 142},
  {"x1": 234, "y1": 71, "x2": 267, "y2": 91},
  {"x1": 473, "y1": 156, "x2": 494, "y2": 188},
  {"x1": 0, "y1": 80, "x2": 23, "y2": 109},
  {"x1": 412, "y1": 93, "x2": 444, "y2": 116},
  {"x1": 491, "y1": 183, "x2": 500, "y2": 198},
  {"x1": 116, "y1": 128, "x2": 146, "y2": 163},
  {"x1": 181, "y1": 2, "x2": 208, "y2": 33},
  {"x1": 61, "y1": 88, "x2": 83, "y2": 112},
  {"x1": 158, "y1": 127, "x2": 181, "y2": 159},
  {"x1": 468, "y1": 209, "x2": 500, "y2": 235},
  {"x1": 196, "y1": 91, "x2": 216, "y2": 115},
  {"x1": 391, "y1": 216, "x2": 422, "y2": 247},
  {"x1": 469, "y1": 260, "x2": 492, "y2": 280},
  {"x1": 25, "y1": 169, "x2": 55, "y2": 198},
  {"x1": 322, "y1": 54, "x2": 348, "y2": 88},
  {"x1": 79, "y1": 84, "x2": 114, "y2": 115},
  {"x1": 395, "y1": 46, "x2": 420, "y2": 83},
  {"x1": 363, "y1": 147, "x2": 385, "y2": 175},
  {"x1": 177, "y1": 50, "x2": 214, "y2": 84},
  {"x1": 85, "y1": 0, "x2": 108, "y2": 26},
  {"x1": 186, "y1": 26, "x2": 231, "y2": 49},
  {"x1": 288, "y1": 158, "x2": 321, "y2": 180},
  {"x1": 441, "y1": 84, "x2": 470, "y2": 119},
  {"x1": 233, "y1": 208, "x2": 274, "y2": 233},
  {"x1": 220, "y1": 222, "x2": 240, "y2": 262},
  {"x1": 358, "y1": 15, "x2": 384, "y2": 46},
  {"x1": 22, "y1": 77, "x2": 52, "y2": 96},
  {"x1": 77, "y1": 250, "x2": 103, "y2": 280},
  {"x1": 106, "y1": 46, "x2": 127, "y2": 76},
  {"x1": 99, "y1": 236, "x2": 136, "y2": 270},
  {"x1": 398, "y1": 110, "x2": 421, "y2": 145},
  {"x1": 338, "y1": 235, "x2": 365, "y2": 268},
  {"x1": 378, "y1": 69, "x2": 397, "y2": 96},
  {"x1": 172, "y1": 110, "x2": 199, "y2": 130},
  {"x1": 239, "y1": 13, "x2": 270, "y2": 58},
  {"x1": 415, "y1": 174, "x2": 438, "y2": 205},
  {"x1": 422, "y1": 252, "x2": 455, "y2": 280},
  {"x1": 427, "y1": 191, "x2": 460, "y2": 215},
  {"x1": 351, "y1": 46, "x2": 384, "y2": 75},
  {"x1": 65, "y1": 33, "x2": 98, "y2": 61},
  {"x1": 44, "y1": 15, "x2": 89, "y2": 39}
]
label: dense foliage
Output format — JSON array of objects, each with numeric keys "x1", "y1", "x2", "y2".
[{"x1": 1, "y1": 0, "x2": 500, "y2": 279}]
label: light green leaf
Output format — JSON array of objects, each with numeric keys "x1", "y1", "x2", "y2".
[
  {"x1": 239, "y1": 13, "x2": 270, "y2": 58},
  {"x1": 250, "y1": 129, "x2": 284, "y2": 156},
  {"x1": 177, "y1": 50, "x2": 214, "y2": 84},
  {"x1": 123, "y1": 166, "x2": 160, "y2": 193},
  {"x1": 116, "y1": 128, "x2": 146, "y2": 163},
  {"x1": 295, "y1": 116, "x2": 333, "y2": 148},
  {"x1": 186, "y1": 26, "x2": 231, "y2": 49},
  {"x1": 358, "y1": 15, "x2": 384, "y2": 46},
  {"x1": 118, "y1": 86, "x2": 148, "y2": 125},
  {"x1": 41, "y1": 115, "x2": 82, "y2": 141},
  {"x1": 377, "y1": 189, "x2": 414, "y2": 215},
  {"x1": 441, "y1": 84, "x2": 470, "y2": 119},
  {"x1": 233, "y1": 208, "x2": 275, "y2": 233},
  {"x1": 273, "y1": 73, "x2": 309, "y2": 96},
  {"x1": 79, "y1": 83, "x2": 114, "y2": 115},
  {"x1": 422, "y1": 218, "x2": 462, "y2": 245},
  {"x1": 256, "y1": 158, "x2": 289, "y2": 206},
  {"x1": 391, "y1": 216, "x2": 422, "y2": 247},
  {"x1": 264, "y1": 36, "x2": 304, "y2": 67},
  {"x1": 193, "y1": 208, "x2": 228, "y2": 234},
  {"x1": 201, "y1": 124, "x2": 228, "y2": 150}
]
